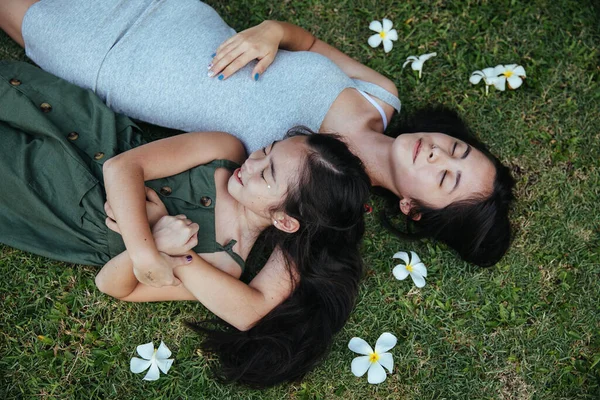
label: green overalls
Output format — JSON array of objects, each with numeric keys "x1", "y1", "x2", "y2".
[{"x1": 0, "y1": 61, "x2": 244, "y2": 270}]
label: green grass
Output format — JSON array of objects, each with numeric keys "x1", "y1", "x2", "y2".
[{"x1": 2, "y1": 0, "x2": 600, "y2": 398}]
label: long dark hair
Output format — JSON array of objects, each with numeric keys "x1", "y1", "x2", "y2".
[
  {"x1": 377, "y1": 106, "x2": 515, "y2": 267},
  {"x1": 187, "y1": 128, "x2": 371, "y2": 387}
]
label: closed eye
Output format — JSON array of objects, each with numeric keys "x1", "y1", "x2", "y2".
[
  {"x1": 440, "y1": 170, "x2": 448, "y2": 186},
  {"x1": 452, "y1": 142, "x2": 457, "y2": 155}
]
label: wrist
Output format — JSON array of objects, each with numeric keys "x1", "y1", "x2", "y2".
[
  {"x1": 131, "y1": 249, "x2": 161, "y2": 269},
  {"x1": 262, "y1": 20, "x2": 285, "y2": 46}
]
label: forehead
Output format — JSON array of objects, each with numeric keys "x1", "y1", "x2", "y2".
[{"x1": 271, "y1": 136, "x2": 307, "y2": 181}]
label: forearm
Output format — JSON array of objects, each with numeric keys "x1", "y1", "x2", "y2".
[
  {"x1": 102, "y1": 157, "x2": 159, "y2": 264},
  {"x1": 268, "y1": 20, "x2": 316, "y2": 51},
  {"x1": 95, "y1": 251, "x2": 139, "y2": 299},
  {"x1": 174, "y1": 253, "x2": 268, "y2": 331}
]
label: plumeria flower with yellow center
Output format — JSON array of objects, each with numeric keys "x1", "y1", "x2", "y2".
[
  {"x1": 130, "y1": 341, "x2": 174, "y2": 381},
  {"x1": 469, "y1": 67, "x2": 503, "y2": 94},
  {"x1": 494, "y1": 64, "x2": 526, "y2": 90},
  {"x1": 393, "y1": 251, "x2": 427, "y2": 288},
  {"x1": 368, "y1": 19, "x2": 398, "y2": 53},
  {"x1": 402, "y1": 52, "x2": 437, "y2": 78},
  {"x1": 348, "y1": 332, "x2": 397, "y2": 384}
]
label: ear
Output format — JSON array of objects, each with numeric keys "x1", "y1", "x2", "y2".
[
  {"x1": 272, "y1": 212, "x2": 300, "y2": 234},
  {"x1": 399, "y1": 198, "x2": 422, "y2": 221}
]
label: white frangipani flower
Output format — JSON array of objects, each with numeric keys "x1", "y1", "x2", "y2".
[
  {"x1": 494, "y1": 64, "x2": 526, "y2": 90},
  {"x1": 368, "y1": 19, "x2": 398, "y2": 53},
  {"x1": 402, "y1": 53, "x2": 437, "y2": 78},
  {"x1": 469, "y1": 67, "x2": 503, "y2": 94},
  {"x1": 348, "y1": 332, "x2": 397, "y2": 384},
  {"x1": 130, "y1": 341, "x2": 174, "y2": 381},
  {"x1": 393, "y1": 251, "x2": 427, "y2": 288}
]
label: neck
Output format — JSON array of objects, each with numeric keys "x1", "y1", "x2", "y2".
[
  {"x1": 220, "y1": 198, "x2": 272, "y2": 258},
  {"x1": 344, "y1": 130, "x2": 400, "y2": 196}
]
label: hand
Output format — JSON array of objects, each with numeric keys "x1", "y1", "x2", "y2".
[
  {"x1": 133, "y1": 251, "x2": 191, "y2": 287},
  {"x1": 104, "y1": 187, "x2": 168, "y2": 234},
  {"x1": 152, "y1": 215, "x2": 199, "y2": 255},
  {"x1": 209, "y1": 20, "x2": 283, "y2": 80}
]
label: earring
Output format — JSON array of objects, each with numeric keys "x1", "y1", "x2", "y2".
[
  {"x1": 273, "y1": 220, "x2": 278, "y2": 225},
  {"x1": 267, "y1": 185, "x2": 271, "y2": 189}
]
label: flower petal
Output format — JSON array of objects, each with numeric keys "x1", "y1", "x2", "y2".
[
  {"x1": 369, "y1": 20, "x2": 383, "y2": 33},
  {"x1": 493, "y1": 65, "x2": 505, "y2": 76},
  {"x1": 130, "y1": 357, "x2": 152, "y2": 374},
  {"x1": 351, "y1": 356, "x2": 372, "y2": 377},
  {"x1": 411, "y1": 273, "x2": 426, "y2": 288},
  {"x1": 142, "y1": 362, "x2": 161, "y2": 381},
  {"x1": 507, "y1": 75, "x2": 523, "y2": 89},
  {"x1": 386, "y1": 29, "x2": 398, "y2": 41},
  {"x1": 411, "y1": 60, "x2": 424, "y2": 71},
  {"x1": 156, "y1": 341, "x2": 172, "y2": 359},
  {"x1": 513, "y1": 65, "x2": 526, "y2": 77},
  {"x1": 409, "y1": 251, "x2": 421, "y2": 266},
  {"x1": 378, "y1": 352, "x2": 394, "y2": 373},
  {"x1": 393, "y1": 252, "x2": 410, "y2": 264},
  {"x1": 504, "y1": 63, "x2": 518, "y2": 71},
  {"x1": 493, "y1": 75, "x2": 507, "y2": 91},
  {"x1": 156, "y1": 358, "x2": 174, "y2": 374},
  {"x1": 382, "y1": 19, "x2": 394, "y2": 33},
  {"x1": 136, "y1": 342, "x2": 155, "y2": 360},
  {"x1": 393, "y1": 264, "x2": 410, "y2": 280},
  {"x1": 469, "y1": 73, "x2": 483, "y2": 85},
  {"x1": 419, "y1": 52, "x2": 437, "y2": 61},
  {"x1": 383, "y1": 39, "x2": 393, "y2": 53},
  {"x1": 402, "y1": 59, "x2": 413, "y2": 69},
  {"x1": 348, "y1": 337, "x2": 374, "y2": 355},
  {"x1": 367, "y1": 361, "x2": 387, "y2": 384},
  {"x1": 375, "y1": 332, "x2": 397, "y2": 353},
  {"x1": 368, "y1": 34, "x2": 382, "y2": 48},
  {"x1": 411, "y1": 262, "x2": 427, "y2": 278}
]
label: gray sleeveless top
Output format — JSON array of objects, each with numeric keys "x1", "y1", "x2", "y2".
[{"x1": 23, "y1": 0, "x2": 401, "y2": 153}]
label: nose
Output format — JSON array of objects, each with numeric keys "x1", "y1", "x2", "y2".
[
  {"x1": 244, "y1": 153, "x2": 265, "y2": 174},
  {"x1": 427, "y1": 146, "x2": 454, "y2": 165}
]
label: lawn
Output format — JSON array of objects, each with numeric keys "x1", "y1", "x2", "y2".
[{"x1": 1, "y1": 0, "x2": 599, "y2": 399}]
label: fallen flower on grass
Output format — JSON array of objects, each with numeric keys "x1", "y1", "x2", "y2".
[
  {"x1": 494, "y1": 64, "x2": 527, "y2": 90},
  {"x1": 130, "y1": 341, "x2": 174, "y2": 381},
  {"x1": 348, "y1": 332, "x2": 397, "y2": 384},
  {"x1": 402, "y1": 53, "x2": 437, "y2": 78},
  {"x1": 470, "y1": 67, "x2": 503, "y2": 94},
  {"x1": 368, "y1": 19, "x2": 398, "y2": 53},
  {"x1": 393, "y1": 251, "x2": 427, "y2": 288}
]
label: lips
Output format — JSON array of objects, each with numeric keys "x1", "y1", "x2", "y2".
[
  {"x1": 233, "y1": 167, "x2": 243, "y2": 185},
  {"x1": 413, "y1": 138, "x2": 422, "y2": 164}
]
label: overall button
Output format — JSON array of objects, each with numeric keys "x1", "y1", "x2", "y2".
[
  {"x1": 67, "y1": 132, "x2": 79, "y2": 141},
  {"x1": 40, "y1": 102, "x2": 52, "y2": 113},
  {"x1": 160, "y1": 186, "x2": 172, "y2": 196},
  {"x1": 9, "y1": 78, "x2": 21, "y2": 86},
  {"x1": 93, "y1": 152, "x2": 105, "y2": 160},
  {"x1": 200, "y1": 196, "x2": 212, "y2": 207}
]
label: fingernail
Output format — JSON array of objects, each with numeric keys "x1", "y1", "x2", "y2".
[
  {"x1": 254, "y1": 72, "x2": 260, "y2": 81},
  {"x1": 208, "y1": 70, "x2": 215, "y2": 77},
  {"x1": 218, "y1": 74, "x2": 224, "y2": 81},
  {"x1": 208, "y1": 63, "x2": 213, "y2": 69},
  {"x1": 186, "y1": 255, "x2": 192, "y2": 262},
  {"x1": 211, "y1": 53, "x2": 216, "y2": 58}
]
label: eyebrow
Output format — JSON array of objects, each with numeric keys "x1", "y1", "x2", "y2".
[
  {"x1": 270, "y1": 141, "x2": 278, "y2": 182},
  {"x1": 451, "y1": 172, "x2": 462, "y2": 193},
  {"x1": 461, "y1": 144, "x2": 471, "y2": 159}
]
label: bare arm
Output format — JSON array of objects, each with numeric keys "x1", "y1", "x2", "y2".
[
  {"x1": 210, "y1": 20, "x2": 397, "y2": 96},
  {"x1": 102, "y1": 132, "x2": 245, "y2": 287},
  {"x1": 97, "y1": 249, "x2": 294, "y2": 332}
]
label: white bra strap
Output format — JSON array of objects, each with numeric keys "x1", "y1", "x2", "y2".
[{"x1": 357, "y1": 89, "x2": 388, "y2": 131}]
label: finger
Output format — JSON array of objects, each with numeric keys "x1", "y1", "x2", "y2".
[
  {"x1": 215, "y1": 34, "x2": 239, "y2": 56},
  {"x1": 174, "y1": 214, "x2": 187, "y2": 220},
  {"x1": 105, "y1": 217, "x2": 121, "y2": 234},
  {"x1": 221, "y1": 52, "x2": 260, "y2": 81},
  {"x1": 170, "y1": 277, "x2": 182, "y2": 286},
  {"x1": 189, "y1": 222, "x2": 200, "y2": 235},
  {"x1": 209, "y1": 45, "x2": 246, "y2": 79},
  {"x1": 252, "y1": 53, "x2": 276, "y2": 81},
  {"x1": 104, "y1": 201, "x2": 115, "y2": 220},
  {"x1": 184, "y1": 232, "x2": 199, "y2": 250},
  {"x1": 145, "y1": 187, "x2": 160, "y2": 203}
]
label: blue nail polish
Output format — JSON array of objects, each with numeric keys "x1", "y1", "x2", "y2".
[
  {"x1": 211, "y1": 53, "x2": 216, "y2": 58},
  {"x1": 254, "y1": 72, "x2": 260, "y2": 81},
  {"x1": 218, "y1": 74, "x2": 224, "y2": 81}
]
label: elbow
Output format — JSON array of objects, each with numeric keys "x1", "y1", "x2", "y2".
[{"x1": 94, "y1": 272, "x2": 127, "y2": 300}]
